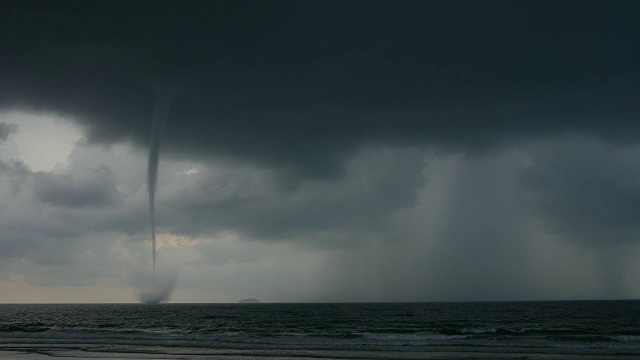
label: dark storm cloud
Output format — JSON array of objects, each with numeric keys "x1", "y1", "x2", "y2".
[
  {"x1": 2, "y1": 1, "x2": 639, "y2": 179},
  {"x1": 163, "y1": 147, "x2": 426, "y2": 241},
  {"x1": 0, "y1": 122, "x2": 17, "y2": 142}
]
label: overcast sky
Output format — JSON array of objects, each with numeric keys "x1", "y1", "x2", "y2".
[{"x1": 1, "y1": 0, "x2": 640, "y2": 303}]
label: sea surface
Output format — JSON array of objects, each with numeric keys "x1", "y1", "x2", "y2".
[{"x1": 2, "y1": 301, "x2": 640, "y2": 359}]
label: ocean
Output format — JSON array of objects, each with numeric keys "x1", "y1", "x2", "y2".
[{"x1": 1, "y1": 301, "x2": 640, "y2": 359}]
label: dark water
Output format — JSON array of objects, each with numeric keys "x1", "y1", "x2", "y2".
[{"x1": 2, "y1": 301, "x2": 640, "y2": 358}]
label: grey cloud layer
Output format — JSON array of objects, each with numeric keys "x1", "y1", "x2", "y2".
[
  {"x1": 0, "y1": 144, "x2": 147, "y2": 267},
  {"x1": 33, "y1": 165, "x2": 118, "y2": 208},
  {"x1": 0, "y1": 123, "x2": 18, "y2": 142}
]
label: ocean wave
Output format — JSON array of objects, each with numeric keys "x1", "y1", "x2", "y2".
[
  {"x1": 0, "y1": 324, "x2": 50, "y2": 332},
  {"x1": 610, "y1": 335, "x2": 640, "y2": 342},
  {"x1": 440, "y1": 326, "x2": 605, "y2": 337}
]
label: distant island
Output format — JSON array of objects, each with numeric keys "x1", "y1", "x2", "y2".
[{"x1": 238, "y1": 298, "x2": 260, "y2": 303}]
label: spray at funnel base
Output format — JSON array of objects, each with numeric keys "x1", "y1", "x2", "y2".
[
  {"x1": 143, "y1": 86, "x2": 176, "y2": 303},
  {"x1": 133, "y1": 266, "x2": 177, "y2": 304}
]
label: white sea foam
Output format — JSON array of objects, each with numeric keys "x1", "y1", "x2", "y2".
[
  {"x1": 360, "y1": 332, "x2": 469, "y2": 341},
  {"x1": 461, "y1": 326, "x2": 497, "y2": 334},
  {"x1": 611, "y1": 335, "x2": 640, "y2": 342}
]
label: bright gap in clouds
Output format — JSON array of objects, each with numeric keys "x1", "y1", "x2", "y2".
[{"x1": 0, "y1": 111, "x2": 82, "y2": 171}]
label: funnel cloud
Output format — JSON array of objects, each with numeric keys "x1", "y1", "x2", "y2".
[
  {"x1": 143, "y1": 86, "x2": 176, "y2": 303},
  {"x1": 148, "y1": 87, "x2": 175, "y2": 276}
]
